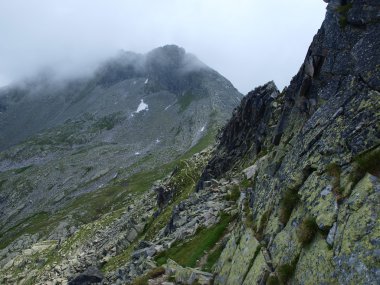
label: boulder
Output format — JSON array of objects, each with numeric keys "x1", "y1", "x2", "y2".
[{"x1": 68, "y1": 266, "x2": 103, "y2": 285}]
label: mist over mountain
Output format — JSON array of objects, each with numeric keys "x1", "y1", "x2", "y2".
[
  {"x1": 0, "y1": 45, "x2": 240, "y2": 151},
  {"x1": 0, "y1": 1, "x2": 326, "y2": 93},
  {"x1": 0, "y1": 44, "x2": 242, "y2": 243},
  {"x1": 0, "y1": 1, "x2": 379, "y2": 285}
]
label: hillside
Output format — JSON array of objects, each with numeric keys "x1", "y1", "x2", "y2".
[
  {"x1": 1, "y1": 0, "x2": 379, "y2": 284},
  {"x1": 0, "y1": 45, "x2": 242, "y2": 284}
]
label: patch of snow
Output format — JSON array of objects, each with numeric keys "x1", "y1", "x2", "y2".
[
  {"x1": 135, "y1": 152, "x2": 140, "y2": 155},
  {"x1": 155, "y1": 139, "x2": 160, "y2": 144},
  {"x1": 144, "y1": 78, "x2": 149, "y2": 84},
  {"x1": 200, "y1": 125, "x2": 206, "y2": 132},
  {"x1": 133, "y1": 81, "x2": 137, "y2": 85},
  {"x1": 164, "y1": 104, "x2": 172, "y2": 111},
  {"x1": 135, "y1": 99, "x2": 149, "y2": 113}
]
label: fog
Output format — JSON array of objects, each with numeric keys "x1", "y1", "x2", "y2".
[{"x1": 0, "y1": 0, "x2": 326, "y2": 94}]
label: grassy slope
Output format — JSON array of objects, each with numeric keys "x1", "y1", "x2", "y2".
[
  {"x1": 0, "y1": 126, "x2": 216, "y2": 258},
  {"x1": 155, "y1": 213, "x2": 233, "y2": 268}
]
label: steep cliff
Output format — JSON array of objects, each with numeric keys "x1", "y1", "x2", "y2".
[
  {"x1": 206, "y1": 0, "x2": 380, "y2": 283},
  {"x1": 1, "y1": 1, "x2": 379, "y2": 284}
]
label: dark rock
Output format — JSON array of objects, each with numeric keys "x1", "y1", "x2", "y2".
[
  {"x1": 155, "y1": 185, "x2": 172, "y2": 209},
  {"x1": 204, "y1": 0, "x2": 380, "y2": 283},
  {"x1": 68, "y1": 266, "x2": 103, "y2": 285},
  {"x1": 198, "y1": 81, "x2": 280, "y2": 179}
]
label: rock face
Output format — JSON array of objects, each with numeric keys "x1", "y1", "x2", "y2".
[
  {"x1": 1, "y1": 1, "x2": 379, "y2": 284},
  {"x1": 205, "y1": 1, "x2": 380, "y2": 284},
  {"x1": 68, "y1": 266, "x2": 103, "y2": 285},
  {"x1": 198, "y1": 81, "x2": 281, "y2": 183}
]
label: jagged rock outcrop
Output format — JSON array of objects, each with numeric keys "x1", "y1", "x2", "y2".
[
  {"x1": 203, "y1": 0, "x2": 380, "y2": 284},
  {"x1": 197, "y1": 81, "x2": 281, "y2": 184}
]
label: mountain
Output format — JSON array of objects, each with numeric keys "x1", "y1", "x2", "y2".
[
  {"x1": 1, "y1": 1, "x2": 379, "y2": 284},
  {"x1": 0, "y1": 45, "x2": 240, "y2": 151},
  {"x1": 0, "y1": 45, "x2": 242, "y2": 257}
]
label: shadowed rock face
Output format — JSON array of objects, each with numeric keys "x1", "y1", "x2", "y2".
[
  {"x1": 202, "y1": 0, "x2": 380, "y2": 284},
  {"x1": 197, "y1": 81, "x2": 280, "y2": 184},
  {"x1": 201, "y1": 0, "x2": 380, "y2": 181}
]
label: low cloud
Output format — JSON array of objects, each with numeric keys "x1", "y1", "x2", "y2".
[{"x1": 0, "y1": 0, "x2": 326, "y2": 94}]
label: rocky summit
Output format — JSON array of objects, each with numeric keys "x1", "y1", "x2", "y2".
[{"x1": 0, "y1": 0, "x2": 379, "y2": 284}]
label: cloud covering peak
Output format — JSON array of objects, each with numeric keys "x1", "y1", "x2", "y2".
[{"x1": 0, "y1": 0, "x2": 326, "y2": 93}]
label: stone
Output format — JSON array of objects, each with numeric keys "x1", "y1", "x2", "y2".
[
  {"x1": 68, "y1": 266, "x2": 103, "y2": 285},
  {"x1": 166, "y1": 259, "x2": 213, "y2": 285},
  {"x1": 326, "y1": 222, "x2": 337, "y2": 247},
  {"x1": 294, "y1": 236, "x2": 335, "y2": 284},
  {"x1": 224, "y1": 229, "x2": 261, "y2": 285}
]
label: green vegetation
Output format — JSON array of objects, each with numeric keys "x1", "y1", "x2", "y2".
[
  {"x1": 1, "y1": 113, "x2": 216, "y2": 269},
  {"x1": 131, "y1": 266, "x2": 166, "y2": 285},
  {"x1": 0, "y1": 177, "x2": 133, "y2": 249},
  {"x1": 255, "y1": 209, "x2": 271, "y2": 241},
  {"x1": 226, "y1": 184, "x2": 240, "y2": 202},
  {"x1": 277, "y1": 263, "x2": 296, "y2": 284},
  {"x1": 181, "y1": 128, "x2": 215, "y2": 160},
  {"x1": 92, "y1": 113, "x2": 122, "y2": 131},
  {"x1": 202, "y1": 242, "x2": 225, "y2": 272},
  {"x1": 266, "y1": 274, "x2": 280, "y2": 285},
  {"x1": 240, "y1": 178, "x2": 252, "y2": 189},
  {"x1": 178, "y1": 90, "x2": 203, "y2": 112},
  {"x1": 279, "y1": 187, "x2": 300, "y2": 225},
  {"x1": 131, "y1": 276, "x2": 149, "y2": 285},
  {"x1": 350, "y1": 146, "x2": 380, "y2": 184},
  {"x1": 31, "y1": 120, "x2": 88, "y2": 146},
  {"x1": 243, "y1": 199, "x2": 254, "y2": 229},
  {"x1": 104, "y1": 151, "x2": 208, "y2": 271},
  {"x1": 336, "y1": 3, "x2": 353, "y2": 28},
  {"x1": 297, "y1": 216, "x2": 318, "y2": 246},
  {"x1": 0, "y1": 212, "x2": 51, "y2": 249},
  {"x1": 326, "y1": 162, "x2": 343, "y2": 201},
  {"x1": 155, "y1": 213, "x2": 233, "y2": 268}
]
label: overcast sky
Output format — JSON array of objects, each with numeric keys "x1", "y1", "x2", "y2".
[{"x1": 0, "y1": 0, "x2": 326, "y2": 94}]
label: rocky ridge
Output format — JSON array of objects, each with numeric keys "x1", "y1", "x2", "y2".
[
  {"x1": 0, "y1": 0, "x2": 379, "y2": 284},
  {"x1": 202, "y1": 0, "x2": 380, "y2": 284}
]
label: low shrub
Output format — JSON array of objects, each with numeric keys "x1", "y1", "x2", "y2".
[
  {"x1": 277, "y1": 263, "x2": 296, "y2": 284},
  {"x1": 336, "y1": 3, "x2": 352, "y2": 28},
  {"x1": 147, "y1": 266, "x2": 166, "y2": 279},
  {"x1": 226, "y1": 185, "x2": 240, "y2": 202},
  {"x1": 326, "y1": 163, "x2": 344, "y2": 201},
  {"x1": 266, "y1": 274, "x2": 280, "y2": 285},
  {"x1": 131, "y1": 267, "x2": 166, "y2": 285},
  {"x1": 297, "y1": 216, "x2": 318, "y2": 246},
  {"x1": 350, "y1": 147, "x2": 380, "y2": 183},
  {"x1": 255, "y1": 209, "x2": 271, "y2": 241},
  {"x1": 279, "y1": 187, "x2": 300, "y2": 225}
]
